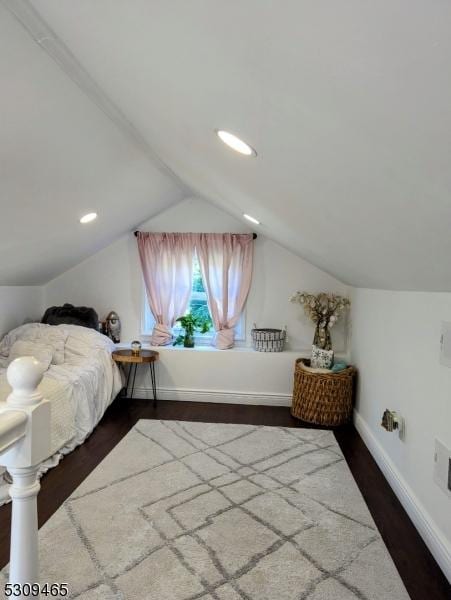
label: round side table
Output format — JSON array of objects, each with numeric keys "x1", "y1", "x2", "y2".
[{"x1": 112, "y1": 349, "x2": 159, "y2": 406}]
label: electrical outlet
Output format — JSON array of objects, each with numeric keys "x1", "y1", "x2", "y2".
[
  {"x1": 434, "y1": 439, "x2": 451, "y2": 498},
  {"x1": 381, "y1": 410, "x2": 405, "y2": 441},
  {"x1": 440, "y1": 322, "x2": 451, "y2": 367}
]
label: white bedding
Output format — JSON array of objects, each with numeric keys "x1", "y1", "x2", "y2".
[{"x1": 0, "y1": 323, "x2": 122, "y2": 505}]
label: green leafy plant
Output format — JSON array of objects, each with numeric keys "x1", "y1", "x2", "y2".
[{"x1": 173, "y1": 312, "x2": 211, "y2": 348}]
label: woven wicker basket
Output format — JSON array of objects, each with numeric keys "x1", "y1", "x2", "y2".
[
  {"x1": 291, "y1": 359, "x2": 356, "y2": 426},
  {"x1": 251, "y1": 327, "x2": 286, "y2": 352}
]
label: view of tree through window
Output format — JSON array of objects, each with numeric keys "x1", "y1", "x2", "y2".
[{"x1": 188, "y1": 254, "x2": 212, "y2": 330}]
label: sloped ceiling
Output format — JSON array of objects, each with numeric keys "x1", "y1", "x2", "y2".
[
  {"x1": 3, "y1": 1, "x2": 451, "y2": 290},
  {"x1": 0, "y1": 1, "x2": 186, "y2": 285}
]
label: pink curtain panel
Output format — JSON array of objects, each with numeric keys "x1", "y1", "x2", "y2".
[
  {"x1": 137, "y1": 232, "x2": 196, "y2": 345},
  {"x1": 196, "y1": 233, "x2": 253, "y2": 349}
]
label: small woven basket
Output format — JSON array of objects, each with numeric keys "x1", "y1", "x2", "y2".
[
  {"x1": 251, "y1": 326, "x2": 286, "y2": 352},
  {"x1": 291, "y1": 359, "x2": 356, "y2": 426}
]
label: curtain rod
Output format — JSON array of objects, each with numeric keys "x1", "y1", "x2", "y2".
[{"x1": 134, "y1": 231, "x2": 257, "y2": 239}]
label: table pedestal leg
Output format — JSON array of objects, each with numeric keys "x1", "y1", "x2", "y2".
[
  {"x1": 130, "y1": 363, "x2": 138, "y2": 399},
  {"x1": 122, "y1": 363, "x2": 132, "y2": 397}
]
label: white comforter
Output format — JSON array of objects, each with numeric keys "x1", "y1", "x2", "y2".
[{"x1": 0, "y1": 323, "x2": 122, "y2": 504}]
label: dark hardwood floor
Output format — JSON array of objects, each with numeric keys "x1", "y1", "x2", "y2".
[{"x1": 0, "y1": 397, "x2": 449, "y2": 599}]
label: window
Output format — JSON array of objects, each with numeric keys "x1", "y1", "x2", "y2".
[{"x1": 142, "y1": 253, "x2": 245, "y2": 344}]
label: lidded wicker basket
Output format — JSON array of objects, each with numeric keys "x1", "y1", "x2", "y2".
[
  {"x1": 251, "y1": 325, "x2": 286, "y2": 352},
  {"x1": 291, "y1": 359, "x2": 356, "y2": 426}
]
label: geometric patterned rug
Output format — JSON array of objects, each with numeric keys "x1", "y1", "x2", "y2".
[{"x1": 1, "y1": 420, "x2": 410, "y2": 599}]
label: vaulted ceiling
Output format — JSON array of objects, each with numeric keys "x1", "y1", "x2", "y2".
[
  {"x1": 0, "y1": 1, "x2": 185, "y2": 285},
  {"x1": 2, "y1": 0, "x2": 451, "y2": 290}
]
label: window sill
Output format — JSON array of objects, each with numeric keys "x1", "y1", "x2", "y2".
[
  {"x1": 116, "y1": 342, "x2": 348, "y2": 359},
  {"x1": 117, "y1": 342, "x2": 267, "y2": 353},
  {"x1": 140, "y1": 334, "x2": 245, "y2": 346}
]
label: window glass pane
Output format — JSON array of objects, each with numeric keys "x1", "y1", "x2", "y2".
[
  {"x1": 189, "y1": 297, "x2": 211, "y2": 323},
  {"x1": 189, "y1": 255, "x2": 212, "y2": 332},
  {"x1": 192, "y1": 254, "x2": 205, "y2": 292}
]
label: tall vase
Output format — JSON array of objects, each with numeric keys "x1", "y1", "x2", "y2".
[
  {"x1": 313, "y1": 324, "x2": 332, "y2": 350},
  {"x1": 183, "y1": 332, "x2": 195, "y2": 348}
]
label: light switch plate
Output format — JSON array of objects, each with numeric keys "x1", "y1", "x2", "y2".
[
  {"x1": 440, "y1": 322, "x2": 451, "y2": 367},
  {"x1": 434, "y1": 439, "x2": 451, "y2": 497}
]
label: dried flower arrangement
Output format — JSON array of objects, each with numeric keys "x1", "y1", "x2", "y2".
[{"x1": 289, "y1": 292, "x2": 350, "y2": 350}]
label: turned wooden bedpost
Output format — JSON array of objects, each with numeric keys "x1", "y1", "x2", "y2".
[{"x1": 0, "y1": 357, "x2": 50, "y2": 595}]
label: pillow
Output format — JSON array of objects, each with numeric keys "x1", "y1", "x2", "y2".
[
  {"x1": 8, "y1": 340, "x2": 53, "y2": 371},
  {"x1": 42, "y1": 304, "x2": 99, "y2": 330},
  {"x1": 311, "y1": 344, "x2": 334, "y2": 369}
]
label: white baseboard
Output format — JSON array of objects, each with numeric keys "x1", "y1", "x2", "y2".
[
  {"x1": 354, "y1": 410, "x2": 451, "y2": 583},
  {"x1": 129, "y1": 386, "x2": 292, "y2": 407}
]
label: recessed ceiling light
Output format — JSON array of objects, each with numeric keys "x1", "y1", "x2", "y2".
[
  {"x1": 80, "y1": 212, "x2": 97, "y2": 224},
  {"x1": 216, "y1": 130, "x2": 256, "y2": 156},
  {"x1": 243, "y1": 213, "x2": 260, "y2": 225}
]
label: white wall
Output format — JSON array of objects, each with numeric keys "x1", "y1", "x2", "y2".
[
  {"x1": 117, "y1": 345, "x2": 312, "y2": 406},
  {"x1": 44, "y1": 197, "x2": 350, "y2": 401},
  {"x1": 0, "y1": 286, "x2": 44, "y2": 338},
  {"x1": 351, "y1": 288, "x2": 451, "y2": 581}
]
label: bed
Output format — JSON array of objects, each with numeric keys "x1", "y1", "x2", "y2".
[{"x1": 0, "y1": 322, "x2": 122, "y2": 505}]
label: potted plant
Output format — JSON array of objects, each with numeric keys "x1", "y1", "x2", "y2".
[{"x1": 173, "y1": 313, "x2": 211, "y2": 348}]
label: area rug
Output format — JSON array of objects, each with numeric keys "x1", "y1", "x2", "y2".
[{"x1": 1, "y1": 421, "x2": 410, "y2": 599}]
